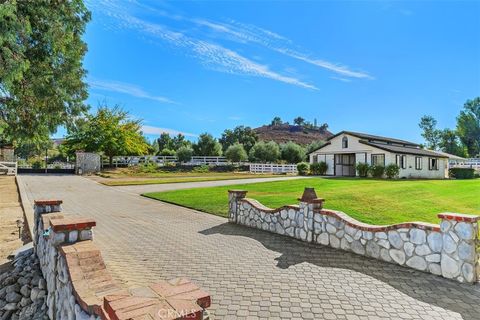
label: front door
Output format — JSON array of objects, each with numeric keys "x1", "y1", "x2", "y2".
[{"x1": 334, "y1": 154, "x2": 356, "y2": 176}]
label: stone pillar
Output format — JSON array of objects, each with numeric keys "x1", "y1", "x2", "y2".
[
  {"x1": 438, "y1": 213, "x2": 480, "y2": 283},
  {"x1": 298, "y1": 188, "x2": 324, "y2": 243},
  {"x1": 228, "y1": 190, "x2": 248, "y2": 223},
  {"x1": 33, "y1": 200, "x2": 63, "y2": 245}
]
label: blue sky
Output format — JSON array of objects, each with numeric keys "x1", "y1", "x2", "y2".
[{"x1": 74, "y1": 0, "x2": 480, "y2": 143}]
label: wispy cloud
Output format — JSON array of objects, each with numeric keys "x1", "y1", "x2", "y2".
[
  {"x1": 194, "y1": 19, "x2": 373, "y2": 79},
  {"x1": 89, "y1": 79, "x2": 176, "y2": 104},
  {"x1": 141, "y1": 125, "x2": 197, "y2": 137},
  {"x1": 87, "y1": 1, "x2": 317, "y2": 90}
]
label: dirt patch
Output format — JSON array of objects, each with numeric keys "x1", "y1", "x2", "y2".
[{"x1": 0, "y1": 176, "x2": 24, "y2": 264}]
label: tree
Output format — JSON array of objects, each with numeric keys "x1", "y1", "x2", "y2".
[
  {"x1": 293, "y1": 117, "x2": 305, "y2": 126},
  {"x1": 176, "y1": 146, "x2": 193, "y2": 163},
  {"x1": 419, "y1": 115, "x2": 440, "y2": 149},
  {"x1": 249, "y1": 141, "x2": 280, "y2": 163},
  {"x1": 172, "y1": 134, "x2": 191, "y2": 150},
  {"x1": 64, "y1": 105, "x2": 149, "y2": 166},
  {"x1": 280, "y1": 142, "x2": 305, "y2": 164},
  {"x1": 193, "y1": 133, "x2": 222, "y2": 156},
  {"x1": 219, "y1": 126, "x2": 257, "y2": 152},
  {"x1": 438, "y1": 129, "x2": 466, "y2": 157},
  {"x1": 0, "y1": 1, "x2": 91, "y2": 142},
  {"x1": 306, "y1": 141, "x2": 325, "y2": 154},
  {"x1": 457, "y1": 98, "x2": 480, "y2": 157},
  {"x1": 270, "y1": 117, "x2": 283, "y2": 126},
  {"x1": 156, "y1": 133, "x2": 173, "y2": 153},
  {"x1": 225, "y1": 143, "x2": 248, "y2": 163}
]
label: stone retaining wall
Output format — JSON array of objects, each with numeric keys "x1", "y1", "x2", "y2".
[
  {"x1": 33, "y1": 200, "x2": 211, "y2": 320},
  {"x1": 228, "y1": 189, "x2": 480, "y2": 283}
]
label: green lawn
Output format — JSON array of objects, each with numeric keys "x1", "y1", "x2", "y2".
[
  {"x1": 143, "y1": 178, "x2": 480, "y2": 225},
  {"x1": 94, "y1": 168, "x2": 280, "y2": 186}
]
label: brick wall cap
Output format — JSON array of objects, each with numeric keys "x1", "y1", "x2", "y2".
[
  {"x1": 437, "y1": 212, "x2": 480, "y2": 222},
  {"x1": 297, "y1": 198, "x2": 324, "y2": 204},
  {"x1": 34, "y1": 199, "x2": 63, "y2": 206},
  {"x1": 319, "y1": 209, "x2": 441, "y2": 232},
  {"x1": 50, "y1": 217, "x2": 96, "y2": 232}
]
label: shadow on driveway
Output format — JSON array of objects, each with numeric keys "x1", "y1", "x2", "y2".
[{"x1": 200, "y1": 222, "x2": 480, "y2": 320}]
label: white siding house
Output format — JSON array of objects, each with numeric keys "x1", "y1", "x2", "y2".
[{"x1": 308, "y1": 131, "x2": 448, "y2": 179}]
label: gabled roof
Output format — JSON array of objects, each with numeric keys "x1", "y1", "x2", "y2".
[
  {"x1": 329, "y1": 131, "x2": 420, "y2": 147},
  {"x1": 307, "y1": 130, "x2": 446, "y2": 157},
  {"x1": 358, "y1": 140, "x2": 448, "y2": 158}
]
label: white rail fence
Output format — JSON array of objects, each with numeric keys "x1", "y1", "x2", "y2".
[
  {"x1": 0, "y1": 161, "x2": 17, "y2": 175},
  {"x1": 103, "y1": 156, "x2": 229, "y2": 167},
  {"x1": 249, "y1": 163, "x2": 297, "y2": 174},
  {"x1": 449, "y1": 158, "x2": 480, "y2": 171}
]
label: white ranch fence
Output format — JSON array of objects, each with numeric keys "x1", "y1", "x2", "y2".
[
  {"x1": 0, "y1": 161, "x2": 17, "y2": 175},
  {"x1": 103, "y1": 156, "x2": 229, "y2": 167},
  {"x1": 449, "y1": 158, "x2": 480, "y2": 172},
  {"x1": 249, "y1": 163, "x2": 297, "y2": 174}
]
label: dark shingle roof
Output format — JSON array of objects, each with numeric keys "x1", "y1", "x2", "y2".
[{"x1": 359, "y1": 140, "x2": 448, "y2": 158}]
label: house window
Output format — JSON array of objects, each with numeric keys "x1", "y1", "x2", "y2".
[
  {"x1": 371, "y1": 154, "x2": 385, "y2": 166},
  {"x1": 342, "y1": 136, "x2": 348, "y2": 148},
  {"x1": 429, "y1": 158, "x2": 439, "y2": 170},
  {"x1": 415, "y1": 157, "x2": 422, "y2": 170},
  {"x1": 395, "y1": 155, "x2": 407, "y2": 169}
]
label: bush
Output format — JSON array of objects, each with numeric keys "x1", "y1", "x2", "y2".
[
  {"x1": 176, "y1": 146, "x2": 193, "y2": 163},
  {"x1": 249, "y1": 141, "x2": 280, "y2": 163},
  {"x1": 449, "y1": 168, "x2": 475, "y2": 179},
  {"x1": 370, "y1": 165, "x2": 385, "y2": 178},
  {"x1": 356, "y1": 163, "x2": 370, "y2": 177},
  {"x1": 138, "y1": 162, "x2": 158, "y2": 173},
  {"x1": 297, "y1": 162, "x2": 309, "y2": 175},
  {"x1": 225, "y1": 143, "x2": 248, "y2": 163},
  {"x1": 280, "y1": 142, "x2": 305, "y2": 164},
  {"x1": 310, "y1": 162, "x2": 328, "y2": 175},
  {"x1": 159, "y1": 148, "x2": 176, "y2": 156},
  {"x1": 385, "y1": 164, "x2": 400, "y2": 179},
  {"x1": 32, "y1": 161, "x2": 43, "y2": 169},
  {"x1": 192, "y1": 165, "x2": 210, "y2": 173}
]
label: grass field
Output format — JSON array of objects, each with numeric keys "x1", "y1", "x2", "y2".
[
  {"x1": 144, "y1": 178, "x2": 480, "y2": 225},
  {"x1": 93, "y1": 167, "x2": 280, "y2": 186}
]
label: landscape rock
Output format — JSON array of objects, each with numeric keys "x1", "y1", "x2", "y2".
[
  {"x1": 441, "y1": 254, "x2": 460, "y2": 278},
  {"x1": 427, "y1": 232, "x2": 442, "y2": 253},
  {"x1": 406, "y1": 256, "x2": 427, "y2": 271},
  {"x1": 388, "y1": 231, "x2": 403, "y2": 249},
  {"x1": 389, "y1": 249, "x2": 406, "y2": 265},
  {"x1": 409, "y1": 229, "x2": 426, "y2": 245}
]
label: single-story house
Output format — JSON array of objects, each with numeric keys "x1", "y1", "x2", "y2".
[{"x1": 308, "y1": 131, "x2": 449, "y2": 179}]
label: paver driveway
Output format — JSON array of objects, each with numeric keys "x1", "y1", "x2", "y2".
[{"x1": 19, "y1": 174, "x2": 480, "y2": 320}]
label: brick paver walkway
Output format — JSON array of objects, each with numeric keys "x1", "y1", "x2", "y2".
[{"x1": 19, "y1": 174, "x2": 480, "y2": 319}]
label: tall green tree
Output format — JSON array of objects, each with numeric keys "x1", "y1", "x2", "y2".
[
  {"x1": 193, "y1": 133, "x2": 222, "y2": 156},
  {"x1": 249, "y1": 141, "x2": 280, "y2": 163},
  {"x1": 419, "y1": 115, "x2": 440, "y2": 149},
  {"x1": 225, "y1": 143, "x2": 248, "y2": 163},
  {"x1": 0, "y1": 0, "x2": 91, "y2": 143},
  {"x1": 293, "y1": 117, "x2": 306, "y2": 126},
  {"x1": 219, "y1": 126, "x2": 257, "y2": 152},
  {"x1": 270, "y1": 117, "x2": 283, "y2": 126},
  {"x1": 280, "y1": 142, "x2": 305, "y2": 164},
  {"x1": 64, "y1": 106, "x2": 149, "y2": 165},
  {"x1": 457, "y1": 98, "x2": 480, "y2": 157},
  {"x1": 438, "y1": 129, "x2": 466, "y2": 157}
]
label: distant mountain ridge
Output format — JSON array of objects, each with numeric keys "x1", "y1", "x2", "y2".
[{"x1": 254, "y1": 124, "x2": 333, "y2": 145}]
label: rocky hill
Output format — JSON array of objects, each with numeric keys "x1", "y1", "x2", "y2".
[{"x1": 254, "y1": 124, "x2": 333, "y2": 145}]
